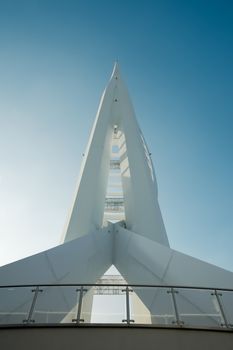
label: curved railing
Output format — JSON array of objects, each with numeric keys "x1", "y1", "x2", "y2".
[{"x1": 0, "y1": 283, "x2": 233, "y2": 330}]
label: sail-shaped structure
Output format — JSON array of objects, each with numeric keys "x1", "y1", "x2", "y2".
[
  {"x1": 0, "y1": 64, "x2": 233, "y2": 326},
  {"x1": 62, "y1": 63, "x2": 168, "y2": 246}
]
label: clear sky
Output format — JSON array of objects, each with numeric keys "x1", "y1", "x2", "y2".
[{"x1": 0, "y1": 0, "x2": 232, "y2": 271}]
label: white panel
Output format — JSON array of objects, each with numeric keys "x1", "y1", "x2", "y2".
[
  {"x1": 114, "y1": 225, "x2": 233, "y2": 326},
  {"x1": 114, "y1": 225, "x2": 233, "y2": 289},
  {"x1": 0, "y1": 225, "x2": 113, "y2": 285}
]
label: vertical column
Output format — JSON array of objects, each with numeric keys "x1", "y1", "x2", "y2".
[
  {"x1": 72, "y1": 286, "x2": 88, "y2": 324},
  {"x1": 122, "y1": 286, "x2": 135, "y2": 325}
]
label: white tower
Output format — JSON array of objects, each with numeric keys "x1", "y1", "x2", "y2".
[
  {"x1": 62, "y1": 63, "x2": 168, "y2": 246},
  {"x1": 0, "y1": 64, "x2": 233, "y2": 325}
]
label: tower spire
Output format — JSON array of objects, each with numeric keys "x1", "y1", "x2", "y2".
[
  {"x1": 62, "y1": 64, "x2": 169, "y2": 246},
  {"x1": 111, "y1": 61, "x2": 120, "y2": 80}
]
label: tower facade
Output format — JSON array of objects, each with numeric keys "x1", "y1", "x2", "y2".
[{"x1": 62, "y1": 63, "x2": 168, "y2": 246}]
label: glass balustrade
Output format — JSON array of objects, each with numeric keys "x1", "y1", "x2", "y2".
[
  {"x1": 0, "y1": 284, "x2": 232, "y2": 330},
  {"x1": 0, "y1": 287, "x2": 33, "y2": 324},
  {"x1": 87, "y1": 285, "x2": 126, "y2": 324},
  {"x1": 130, "y1": 287, "x2": 176, "y2": 325},
  {"x1": 219, "y1": 290, "x2": 233, "y2": 327},
  {"x1": 175, "y1": 288, "x2": 223, "y2": 327},
  {"x1": 31, "y1": 286, "x2": 78, "y2": 324}
]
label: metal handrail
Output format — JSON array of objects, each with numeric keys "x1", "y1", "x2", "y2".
[
  {"x1": 0, "y1": 283, "x2": 233, "y2": 292},
  {"x1": 0, "y1": 283, "x2": 233, "y2": 330}
]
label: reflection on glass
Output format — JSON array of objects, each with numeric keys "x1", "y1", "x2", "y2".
[
  {"x1": 0, "y1": 287, "x2": 33, "y2": 324},
  {"x1": 175, "y1": 288, "x2": 222, "y2": 327},
  {"x1": 220, "y1": 291, "x2": 233, "y2": 327},
  {"x1": 130, "y1": 287, "x2": 175, "y2": 325},
  {"x1": 0, "y1": 285, "x2": 232, "y2": 329},
  {"x1": 32, "y1": 286, "x2": 78, "y2": 324},
  {"x1": 89, "y1": 286, "x2": 126, "y2": 324}
]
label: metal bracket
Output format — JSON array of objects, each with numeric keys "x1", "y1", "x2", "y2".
[
  {"x1": 122, "y1": 319, "x2": 135, "y2": 324},
  {"x1": 121, "y1": 289, "x2": 133, "y2": 293},
  {"x1": 72, "y1": 318, "x2": 84, "y2": 323}
]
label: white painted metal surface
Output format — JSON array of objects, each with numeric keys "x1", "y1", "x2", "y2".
[{"x1": 62, "y1": 63, "x2": 169, "y2": 246}]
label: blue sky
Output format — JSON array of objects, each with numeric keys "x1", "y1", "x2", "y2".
[{"x1": 0, "y1": 0, "x2": 232, "y2": 271}]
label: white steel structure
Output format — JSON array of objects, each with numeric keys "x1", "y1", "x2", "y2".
[{"x1": 0, "y1": 64, "x2": 233, "y2": 323}]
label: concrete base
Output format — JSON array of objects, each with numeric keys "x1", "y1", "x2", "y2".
[{"x1": 0, "y1": 326, "x2": 232, "y2": 350}]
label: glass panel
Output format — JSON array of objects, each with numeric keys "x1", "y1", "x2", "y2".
[
  {"x1": 176, "y1": 288, "x2": 222, "y2": 327},
  {"x1": 220, "y1": 290, "x2": 233, "y2": 327},
  {"x1": 32, "y1": 286, "x2": 78, "y2": 324},
  {"x1": 0, "y1": 287, "x2": 33, "y2": 324},
  {"x1": 89, "y1": 285, "x2": 126, "y2": 324},
  {"x1": 130, "y1": 287, "x2": 176, "y2": 325}
]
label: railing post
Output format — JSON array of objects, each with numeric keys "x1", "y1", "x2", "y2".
[
  {"x1": 23, "y1": 286, "x2": 43, "y2": 324},
  {"x1": 72, "y1": 286, "x2": 87, "y2": 324},
  {"x1": 212, "y1": 289, "x2": 229, "y2": 328},
  {"x1": 167, "y1": 288, "x2": 183, "y2": 326},
  {"x1": 122, "y1": 286, "x2": 134, "y2": 325}
]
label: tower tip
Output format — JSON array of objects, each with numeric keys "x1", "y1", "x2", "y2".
[{"x1": 111, "y1": 61, "x2": 120, "y2": 80}]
